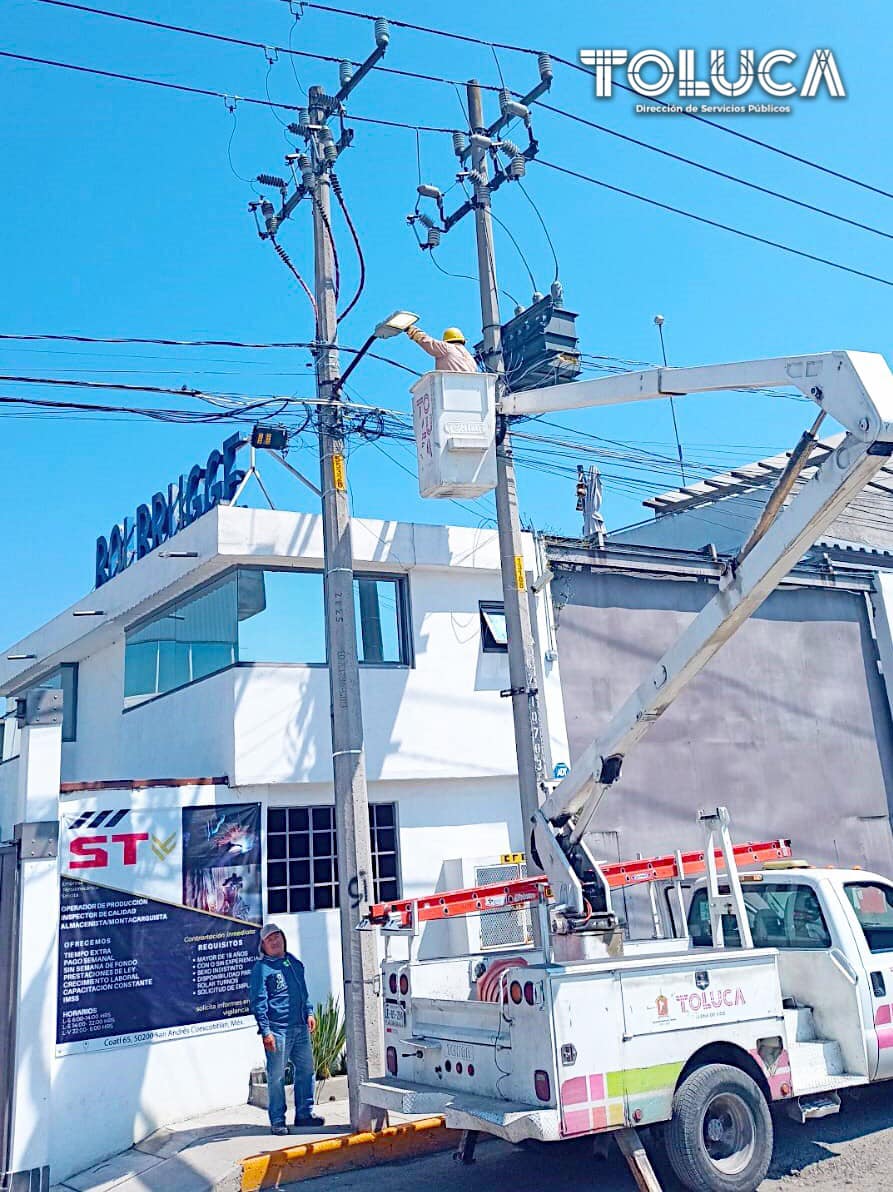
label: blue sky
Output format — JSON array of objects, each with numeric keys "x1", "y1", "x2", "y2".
[{"x1": 3, "y1": 0, "x2": 891, "y2": 642}]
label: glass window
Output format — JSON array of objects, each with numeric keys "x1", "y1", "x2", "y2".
[
  {"x1": 238, "y1": 569, "x2": 326, "y2": 664},
  {"x1": 0, "y1": 707, "x2": 18, "y2": 762},
  {"x1": 5, "y1": 663, "x2": 78, "y2": 750},
  {"x1": 266, "y1": 803, "x2": 400, "y2": 912},
  {"x1": 370, "y1": 802, "x2": 400, "y2": 904},
  {"x1": 124, "y1": 573, "x2": 238, "y2": 705},
  {"x1": 688, "y1": 881, "x2": 832, "y2": 950},
  {"x1": 124, "y1": 567, "x2": 410, "y2": 706},
  {"x1": 480, "y1": 601, "x2": 508, "y2": 653},
  {"x1": 353, "y1": 577, "x2": 409, "y2": 665},
  {"x1": 845, "y1": 883, "x2": 893, "y2": 953}
]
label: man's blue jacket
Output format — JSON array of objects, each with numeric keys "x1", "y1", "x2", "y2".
[{"x1": 248, "y1": 950, "x2": 313, "y2": 1035}]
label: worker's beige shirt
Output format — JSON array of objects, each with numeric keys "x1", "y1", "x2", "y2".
[{"x1": 407, "y1": 327, "x2": 478, "y2": 374}]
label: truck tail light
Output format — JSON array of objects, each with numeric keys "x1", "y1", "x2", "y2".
[
  {"x1": 386, "y1": 1046, "x2": 398, "y2": 1076},
  {"x1": 534, "y1": 1070, "x2": 551, "y2": 1102},
  {"x1": 399, "y1": 973, "x2": 409, "y2": 996},
  {"x1": 388, "y1": 973, "x2": 398, "y2": 995},
  {"x1": 523, "y1": 981, "x2": 535, "y2": 1005},
  {"x1": 509, "y1": 980, "x2": 523, "y2": 1004}
]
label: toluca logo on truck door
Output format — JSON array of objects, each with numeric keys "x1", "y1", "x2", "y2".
[{"x1": 676, "y1": 988, "x2": 746, "y2": 1014}]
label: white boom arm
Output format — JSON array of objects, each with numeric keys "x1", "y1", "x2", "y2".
[{"x1": 511, "y1": 351, "x2": 893, "y2": 918}]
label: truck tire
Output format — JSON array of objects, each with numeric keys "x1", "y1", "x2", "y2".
[{"x1": 664, "y1": 1063, "x2": 773, "y2": 1192}]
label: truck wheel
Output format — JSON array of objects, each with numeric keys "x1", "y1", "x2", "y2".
[{"x1": 664, "y1": 1063, "x2": 773, "y2": 1192}]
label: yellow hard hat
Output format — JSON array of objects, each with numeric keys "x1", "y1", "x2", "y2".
[{"x1": 442, "y1": 327, "x2": 466, "y2": 344}]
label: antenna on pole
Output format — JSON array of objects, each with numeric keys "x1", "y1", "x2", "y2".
[{"x1": 654, "y1": 314, "x2": 687, "y2": 487}]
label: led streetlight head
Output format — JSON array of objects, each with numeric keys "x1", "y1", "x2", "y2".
[{"x1": 374, "y1": 311, "x2": 420, "y2": 339}]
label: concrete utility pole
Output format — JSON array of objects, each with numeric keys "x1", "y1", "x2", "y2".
[
  {"x1": 466, "y1": 80, "x2": 546, "y2": 847},
  {"x1": 252, "y1": 25, "x2": 390, "y2": 1131},
  {"x1": 308, "y1": 117, "x2": 382, "y2": 1131}
]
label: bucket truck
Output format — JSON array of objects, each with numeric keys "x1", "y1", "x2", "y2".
[{"x1": 361, "y1": 351, "x2": 893, "y2": 1191}]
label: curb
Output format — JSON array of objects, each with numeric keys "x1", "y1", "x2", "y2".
[{"x1": 240, "y1": 1117, "x2": 459, "y2": 1189}]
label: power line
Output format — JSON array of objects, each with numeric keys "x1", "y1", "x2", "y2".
[
  {"x1": 0, "y1": 391, "x2": 290, "y2": 422},
  {"x1": 30, "y1": 2, "x2": 891, "y2": 241},
  {"x1": 534, "y1": 158, "x2": 893, "y2": 289},
  {"x1": 0, "y1": 332, "x2": 422, "y2": 376},
  {"x1": 535, "y1": 100, "x2": 893, "y2": 245},
  {"x1": 516, "y1": 180, "x2": 559, "y2": 282},
  {"x1": 331, "y1": 173, "x2": 366, "y2": 324},
  {"x1": 488, "y1": 210, "x2": 537, "y2": 295},
  {"x1": 293, "y1": 1, "x2": 893, "y2": 203},
  {"x1": 35, "y1": 0, "x2": 506, "y2": 92},
  {"x1": 12, "y1": 50, "x2": 890, "y2": 296},
  {"x1": 0, "y1": 373, "x2": 413, "y2": 412},
  {"x1": 269, "y1": 235, "x2": 319, "y2": 319},
  {"x1": 0, "y1": 50, "x2": 462, "y2": 132}
]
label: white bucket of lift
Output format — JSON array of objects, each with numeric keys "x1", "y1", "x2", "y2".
[{"x1": 410, "y1": 371, "x2": 497, "y2": 499}]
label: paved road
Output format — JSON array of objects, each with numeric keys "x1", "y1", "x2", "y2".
[{"x1": 306, "y1": 1084, "x2": 893, "y2": 1191}]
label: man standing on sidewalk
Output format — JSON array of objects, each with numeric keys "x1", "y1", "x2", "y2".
[{"x1": 249, "y1": 922, "x2": 323, "y2": 1135}]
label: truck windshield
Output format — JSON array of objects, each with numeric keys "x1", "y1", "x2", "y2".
[{"x1": 844, "y1": 882, "x2": 893, "y2": 953}]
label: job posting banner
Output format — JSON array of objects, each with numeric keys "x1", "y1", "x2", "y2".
[{"x1": 56, "y1": 800, "x2": 261, "y2": 1055}]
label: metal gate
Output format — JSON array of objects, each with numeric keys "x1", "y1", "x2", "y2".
[{"x1": 0, "y1": 840, "x2": 21, "y2": 1179}]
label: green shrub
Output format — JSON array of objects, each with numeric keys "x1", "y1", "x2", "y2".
[{"x1": 311, "y1": 994, "x2": 346, "y2": 1080}]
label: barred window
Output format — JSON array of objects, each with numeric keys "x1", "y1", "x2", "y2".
[{"x1": 266, "y1": 803, "x2": 400, "y2": 913}]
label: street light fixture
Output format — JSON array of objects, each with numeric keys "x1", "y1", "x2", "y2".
[
  {"x1": 334, "y1": 310, "x2": 419, "y2": 393},
  {"x1": 373, "y1": 309, "x2": 419, "y2": 339}
]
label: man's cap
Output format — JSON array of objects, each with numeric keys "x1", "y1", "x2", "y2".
[{"x1": 260, "y1": 922, "x2": 284, "y2": 941}]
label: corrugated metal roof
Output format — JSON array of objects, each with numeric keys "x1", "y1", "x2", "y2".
[{"x1": 643, "y1": 435, "x2": 846, "y2": 512}]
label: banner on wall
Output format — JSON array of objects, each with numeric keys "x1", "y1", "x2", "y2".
[{"x1": 56, "y1": 801, "x2": 262, "y2": 1055}]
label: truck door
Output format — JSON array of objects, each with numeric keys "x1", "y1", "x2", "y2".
[
  {"x1": 838, "y1": 879, "x2": 893, "y2": 1079},
  {"x1": 689, "y1": 877, "x2": 870, "y2": 1078}
]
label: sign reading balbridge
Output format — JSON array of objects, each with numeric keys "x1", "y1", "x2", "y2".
[{"x1": 94, "y1": 433, "x2": 244, "y2": 589}]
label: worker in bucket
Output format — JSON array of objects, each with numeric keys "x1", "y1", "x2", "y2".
[
  {"x1": 248, "y1": 923, "x2": 322, "y2": 1135},
  {"x1": 405, "y1": 323, "x2": 478, "y2": 373}
]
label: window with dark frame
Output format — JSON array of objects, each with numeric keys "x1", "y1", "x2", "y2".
[
  {"x1": 4, "y1": 663, "x2": 79, "y2": 756},
  {"x1": 479, "y1": 601, "x2": 508, "y2": 653},
  {"x1": 123, "y1": 567, "x2": 413, "y2": 707},
  {"x1": 266, "y1": 803, "x2": 401, "y2": 914}
]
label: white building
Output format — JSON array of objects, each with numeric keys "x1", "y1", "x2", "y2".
[{"x1": 0, "y1": 500, "x2": 569, "y2": 1186}]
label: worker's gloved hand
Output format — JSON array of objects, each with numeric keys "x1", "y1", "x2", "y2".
[{"x1": 263, "y1": 1033, "x2": 277, "y2": 1053}]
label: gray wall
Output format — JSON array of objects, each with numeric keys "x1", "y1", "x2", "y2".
[{"x1": 555, "y1": 570, "x2": 893, "y2": 886}]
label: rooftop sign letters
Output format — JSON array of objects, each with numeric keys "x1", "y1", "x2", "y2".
[{"x1": 95, "y1": 433, "x2": 244, "y2": 589}]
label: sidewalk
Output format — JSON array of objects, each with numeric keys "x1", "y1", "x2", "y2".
[{"x1": 50, "y1": 1095, "x2": 353, "y2": 1192}]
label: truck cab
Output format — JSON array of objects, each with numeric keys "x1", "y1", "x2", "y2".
[{"x1": 684, "y1": 866, "x2": 893, "y2": 1084}]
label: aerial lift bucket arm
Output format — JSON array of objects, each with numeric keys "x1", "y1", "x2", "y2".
[{"x1": 508, "y1": 351, "x2": 893, "y2": 918}]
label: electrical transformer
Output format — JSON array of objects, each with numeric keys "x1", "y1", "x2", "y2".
[{"x1": 498, "y1": 291, "x2": 581, "y2": 393}]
